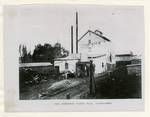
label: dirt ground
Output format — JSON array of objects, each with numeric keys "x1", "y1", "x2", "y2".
[
  {"x1": 20, "y1": 73, "x2": 141, "y2": 100},
  {"x1": 20, "y1": 77, "x2": 89, "y2": 100}
]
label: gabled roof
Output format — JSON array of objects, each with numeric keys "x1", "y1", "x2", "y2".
[{"x1": 78, "y1": 30, "x2": 110, "y2": 42}]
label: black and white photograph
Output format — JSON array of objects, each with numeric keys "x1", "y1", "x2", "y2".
[{"x1": 4, "y1": 4, "x2": 144, "y2": 111}]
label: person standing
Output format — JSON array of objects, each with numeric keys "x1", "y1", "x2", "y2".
[{"x1": 89, "y1": 60, "x2": 96, "y2": 96}]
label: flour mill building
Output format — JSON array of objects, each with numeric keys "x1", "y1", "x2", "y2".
[
  {"x1": 54, "y1": 12, "x2": 115, "y2": 76},
  {"x1": 78, "y1": 29, "x2": 115, "y2": 74}
]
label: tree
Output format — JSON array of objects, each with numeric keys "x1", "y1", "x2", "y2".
[
  {"x1": 32, "y1": 43, "x2": 69, "y2": 64},
  {"x1": 19, "y1": 43, "x2": 69, "y2": 64},
  {"x1": 32, "y1": 43, "x2": 54, "y2": 63},
  {"x1": 19, "y1": 44, "x2": 32, "y2": 63}
]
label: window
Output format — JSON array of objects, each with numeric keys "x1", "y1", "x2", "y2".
[
  {"x1": 109, "y1": 54, "x2": 112, "y2": 62},
  {"x1": 65, "y1": 62, "x2": 68, "y2": 69},
  {"x1": 88, "y1": 40, "x2": 91, "y2": 44},
  {"x1": 102, "y1": 62, "x2": 104, "y2": 68}
]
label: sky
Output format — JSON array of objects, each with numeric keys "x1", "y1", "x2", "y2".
[{"x1": 4, "y1": 4, "x2": 144, "y2": 55}]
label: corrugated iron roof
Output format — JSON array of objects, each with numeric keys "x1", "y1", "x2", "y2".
[
  {"x1": 55, "y1": 54, "x2": 80, "y2": 61},
  {"x1": 19, "y1": 62, "x2": 52, "y2": 67}
]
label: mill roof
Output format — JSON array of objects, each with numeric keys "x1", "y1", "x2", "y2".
[{"x1": 78, "y1": 30, "x2": 111, "y2": 42}]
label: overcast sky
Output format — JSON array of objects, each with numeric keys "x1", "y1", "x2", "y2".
[{"x1": 4, "y1": 5, "x2": 144, "y2": 55}]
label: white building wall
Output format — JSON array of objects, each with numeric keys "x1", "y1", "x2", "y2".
[
  {"x1": 79, "y1": 32, "x2": 112, "y2": 56},
  {"x1": 67, "y1": 60, "x2": 78, "y2": 73},
  {"x1": 54, "y1": 61, "x2": 65, "y2": 73},
  {"x1": 92, "y1": 56, "x2": 107, "y2": 74},
  {"x1": 54, "y1": 60, "x2": 78, "y2": 73}
]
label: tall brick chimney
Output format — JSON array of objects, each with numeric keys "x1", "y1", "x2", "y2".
[
  {"x1": 76, "y1": 12, "x2": 78, "y2": 53},
  {"x1": 71, "y1": 26, "x2": 73, "y2": 54}
]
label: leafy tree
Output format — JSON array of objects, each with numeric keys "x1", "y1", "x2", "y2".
[
  {"x1": 19, "y1": 43, "x2": 69, "y2": 64},
  {"x1": 32, "y1": 43, "x2": 69, "y2": 64},
  {"x1": 19, "y1": 44, "x2": 32, "y2": 63}
]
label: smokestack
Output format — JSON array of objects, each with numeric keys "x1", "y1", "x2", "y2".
[
  {"x1": 71, "y1": 26, "x2": 73, "y2": 54},
  {"x1": 76, "y1": 12, "x2": 78, "y2": 53}
]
